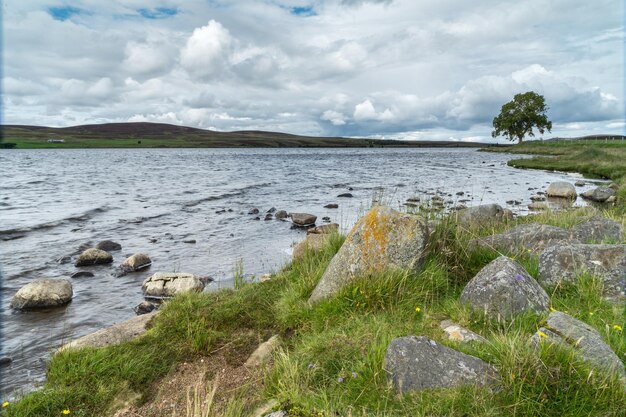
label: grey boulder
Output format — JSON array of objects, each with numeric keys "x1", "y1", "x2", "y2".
[
  {"x1": 142, "y1": 272, "x2": 205, "y2": 298},
  {"x1": 546, "y1": 181, "x2": 577, "y2": 199},
  {"x1": 384, "y1": 336, "x2": 498, "y2": 393},
  {"x1": 120, "y1": 253, "x2": 152, "y2": 272},
  {"x1": 472, "y1": 223, "x2": 575, "y2": 254},
  {"x1": 581, "y1": 187, "x2": 615, "y2": 203},
  {"x1": 309, "y1": 206, "x2": 429, "y2": 303},
  {"x1": 290, "y1": 212, "x2": 317, "y2": 227},
  {"x1": 455, "y1": 204, "x2": 504, "y2": 225},
  {"x1": 75, "y1": 248, "x2": 113, "y2": 267},
  {"x1": 11, "y1": 279, "x2": 73, "y2": 310},
  {"x1": 275, "y1": 210, "x2": 289, "y2": 220},
  {"x1": 460, "y1": 256, "x2": 550, "y2": 319},
  {"x1": 531, "y1": 311, "x2": 625, "y2": 379},
  {"x1": 570, "y1": 216, "x2": 623, "y2": 243},
  {"x1": 539, "y1": 244, "x2": 626, "y2": 298}
]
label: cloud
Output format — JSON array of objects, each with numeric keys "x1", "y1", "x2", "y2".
[
  {"x1": 180, "y1": 20, "x2": 233, "y2": 80},
  {"x1": 321, "y1": 110, "x2": 347, "y2": 125}
]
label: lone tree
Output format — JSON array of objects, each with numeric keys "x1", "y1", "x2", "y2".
[{"x1": 492, "y1": 91, "x2": 552, "y2": 143}]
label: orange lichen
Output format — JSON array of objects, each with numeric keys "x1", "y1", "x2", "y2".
[{"x1": 360, "y1": 207, "x2": 391, "y2": 270}]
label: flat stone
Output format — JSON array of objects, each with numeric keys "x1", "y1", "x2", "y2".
[
  {"x1": 309, "y1": 206, "x2": 429, "y2": 303},
  {"x1": 531, "y1": 311, "x2": 625, "y2": 379},
  {"x1": 337, "y1": 193, "x2": 353, "y2": 198},
  {"x1": 539, "y1": 244, "x2": 626, "y2": 298},
  {"x1": 440, "y1": 320, "x2": 487, "y2": 343},
  {"x1": 570, "y1": 216, "x2": 623, "y2": 243},
  {"x1": 75, "y1": 248, "x2": 113, "y2": 267},
  {"x1": 290, "y1": 212, "x2": 317, "y2": 227},
  {"x1": 324, "y1": 203, "x2": 339, "y2": 209},
  {"x1": 472, "y1": 223, "x2": 575, "y2": 254},
  {"x1": 384, "y1": 336, "x2": 498, "y2": 393},
  {"x1": 59, "y1": 312, "x2": 156, "y2": 351},
  {"x1": 460, "y1": 256, "x2": 550, "y2": 319},
  {"x1": 245, "y1": 335, "x2": 280, "y2": 368},
  {"x1": 142, "y1": 272, "x2": 205, "y2": 298},
  {"x1": 11, "y1": 278, "x2": 73, "y2": 310}
]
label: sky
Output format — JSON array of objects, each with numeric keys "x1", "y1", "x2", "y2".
[{"x1": 2, "y1": 0, "x2": 624, "y2": 142}]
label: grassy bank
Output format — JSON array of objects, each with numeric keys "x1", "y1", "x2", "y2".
[
  {"x1": 4, "y1": 208, "x2": 625, "y2": 417},
  {"x1": 484, "y1": 140, "x2": 626, "y2": 202}
]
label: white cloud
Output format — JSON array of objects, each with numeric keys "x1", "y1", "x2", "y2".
[
  {"x1": 180, "y1": 20, "x2": 233, "y2": 80},
  {"x1": 321, "y1": 110, "x2": 346, "y2": 125}
]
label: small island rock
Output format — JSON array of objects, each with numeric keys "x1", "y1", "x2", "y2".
[
  {"x1": 75, "y1": 248, "x2": 113, "y2": 267},
  {"x1": 120, "y1": 253, "x2": 152, "y2": 272},
  {"x1": 11, "y1": 279, "x2": 73, "y2": 310}
]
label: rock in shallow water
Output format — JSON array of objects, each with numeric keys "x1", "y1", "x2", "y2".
[
  {"x1": 95, "y1": 240, "x2": 122, "y2": 251},
  {"x1": 290, "y1": 212, "x2": 317, "y2": 227},
  {"x1": 384, "y1": 336, "x2": 499, "y2": 393},
  {"x1": 581, "y1": 187, "x2": 615, "y2": 202},
  {"x1": 120, "y1": 253, "x2": 152, "y2": 272},
  {"x1": 75, "y1": 248, "x2": 113, "y2": 267},
  {"x1": 142, "y1": 272, "x2": 205, "y2": 298},
  {"x1": 546, "y1": 181, "x2": 577, "y2": 199},
  {"x1": 11, "y1": 278, "x2": 73, "y2": 310},
  {"x1": 70, "y1": 271, "x2": 95, "y2": 278}
]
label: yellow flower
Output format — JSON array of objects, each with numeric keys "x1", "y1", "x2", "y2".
[
  {"x1": 537, "y1": 331, "x2": 548, "y2": 339},
  {"x1": 2, "y1": 401, "x2": 9, "y2": 408},
  {"x1": 549, "y1": 307, "x2": 556, "y2": 312},
  {"x1": 62, "y1": 410, "x2": 71, "y2": 415},
  {"x1": 614, "y1": 325, "x2": 623, "y2": 332},
  {"x1": 415, "y1": 307, "x2": 421, "y2": 312},
  {"x1": 589, "y1": 312, "x2": 594, "y2": 316}
]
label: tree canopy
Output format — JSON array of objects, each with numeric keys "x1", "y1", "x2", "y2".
[{"x1": 491, "y1": 91, "x2": 552, "y2": 143}]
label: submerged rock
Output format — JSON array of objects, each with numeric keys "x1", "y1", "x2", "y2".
[
  {"x1": 531, "y1": 311, "x2": 625, "y2": 379},
  {"x1": 142, "y1": 272, "x2": 205, "y2": 298},
  {"x1": 11, "y1": 279, "x2": 73, "y2": 310},
  {"x1": 460, "y1": 256, "x2": 550, "y2": 319},
  {"x1": 309, "y1": 206, "x2": 429, "y2": 303},
  {"x1": 546, "y1": 181, "x2": 577, "y2": 199},
  {"x1": 120, "y1": 253, "x2": 152, "y2": 272},
  {"x1": 75, "y1": 248, "x2": 113, "y2": 267},
  {"x1": 384, "y1": 336, "x2": 498, "y2": 393},
  {"x1": 290, "y1": 212, "x2": 317, "y2": 227},
  {"x1": 95, "y1": 240, "x2": 122, "y2": 251},
  {"x1": 70, "y1": 271, "x2": 95, "y2": 278},
  {"x1": 337, "y1": 193, "x2": 353, "y2": 198},
  {"x1": 539, "y1": 244, "x2": 626, "y2": 298}
]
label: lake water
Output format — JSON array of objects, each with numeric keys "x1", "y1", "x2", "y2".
[{"x1": 0, "y1": 147, "x2": 593, "y2": 397}]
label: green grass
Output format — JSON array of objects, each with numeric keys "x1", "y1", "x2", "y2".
[{"x1": 4, "y1": 211, "x2": 625, "y2": 417}]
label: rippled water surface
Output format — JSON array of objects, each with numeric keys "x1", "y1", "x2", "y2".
[{"x1": 0, "y1": 147, "x2": 593, "y2": 396}]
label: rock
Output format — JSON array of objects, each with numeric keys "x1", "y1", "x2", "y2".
[
  {"x1": 290, "y1": 212, "x2": 317, "y2": 227},
  {"x1": 575, "y1": 180, "x2": 586, "y2": 187},
  {"x1": 546, "y1": 181, "x2": 577, "y2": 199},
  {"x1": 11, "y1": 279, "x2": 73, "y2": 310},
  {"x1": 607, "y1": 195, "x2": 616, "y2": 203},
  {"x1": 75, "y1": 248, "x2": 113, "y2": 267},
  {"x1": 60, "y1": 312, "x2": 156, "y2": 351},
  {"x1": 530, "y1": 195, "x2": 546, "y2": 202},
  {"x1": 406, "y1": 197, "x2": 421, "y2": 203},
  {"x1": 440, "y1": 320, "x2": 487, "y2": 343},
  {"x1": 539, "y1": 244, "x2": 626, "y2": 298},
  {"x1": 531, "y1": 311, "x2": 625, "y2": 379},
  {"x1": 245, "y1": 335, "x2": 280, "y2": 368},
  {"x1": 502, "y1": 209, "x2": 514, "y2": 220},
  {"x1": 134, "y1": 301, "x2": 157, "y2": 315},
  {"x1": 581, "y1": 187, "x2": 615, "y2": 203},
  {"x1": 142, "y1": 272, "x2": 205, "y2": 298},
  {"x1": 293, "y1": 234, "x2": 330, "y2": 261},
  {"x1": 267, "y1": 207, "x2": 276, "y2": 213},
  {"x1": 0, "y1": 357, "x2": 12, "y2": 366},
  {"x1": 275, "y1": 210, "x2": 288, "y2": 220},
  {"x1": 95, "y1": 240, "x2": 122, "y2": 251},
  {"x1": 309, "y1": 206, "x2": 429, "y2": 303},
  {"x1": 264, "y1": 412, "x2": 287, "y2": 417},
  {"x1": 456, "y1": 191, "x2": 464, "y2": 196},
  {"x1": 56, "y1": 255, "x2": 72, "y2": 264},
  {"x1": 455, "y1": 204, "x2": 504, "y2": 225},
  {"x1": 248, "y1": 208, "x2": 260, "y2": 215},
  {"x1": 528, "y1": 202, "x2": 548, "y2": 211},
  {"x1": 570, "y1": 216, "x2": 623, "y2": 242},
  {"x1": 70, "y1": 271, "x2": 94, "y2": 278},
  {"x1": 120, "y1": 253, "x2": 152, "y2": 272},
  {"x1": 337, "y1": 193, "x2": 353, "y2": 198},
  {"x1": 182, "y1": 239, "x2": 196, "y2": 244},
  {"x1": 384, "y1": 336, "x2": 498, "y2": 393},
  {"x1": 472, "y1": 223, "x2": 575, "y2": 254},
  {"x1": 324, "y1": 203, "x2": 339, "y2": 209},
  {"x1": 264, "y1": 214, "x2": 273, "y2": 221},
  {"x1": 322, "y1": 216, "x2": 331, "y2": 223},
  {"x1": 307, "y1": 223, "x2": 339, "y2": 235},
  {"x1": 460, "y1": 256, "x2": 550, "y2": 319},
  {"x1": 259, "y1": 273, "x2": 272, "y2": 282}
]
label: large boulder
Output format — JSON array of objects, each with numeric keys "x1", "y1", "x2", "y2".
[
  {"x1": 455, "y1": 204, "x2": 504, "y2": 225},
  {"x1": 11, "y1": 279, "x2": 73, "y2": 310},
  {"x1": 142, "y1": 272, "x2": 205, "y2": 298},
  {"x1": 581, "y1": 187, "x2": 615, "y2": 203},
  {"x1": 460, "y1": 256, "x2": 550, "y2": 319},
  {"x1": 293, "y1": 234, "x2": 330, "y2": 261},
  {"x1": 309, "y1": 206, "x2": 429, "y2": 303},
  {"x1": 75, "y1": 248, "x2": 113, "y2": 267},
  {"x1": 120, "y1": 253, "x2": 152, "y2": 272},
  {"x1": 472, "y1": 223, "x2": 575, "y2": 254},
  {"x1": 539, "y1": 244, "x2": 626, "y2": 298},
  {"x1": 290, "y1": 213, "x2": 317, "y2": 227},
  {"x1": 59, "y1": 312, "x2": 156, "y2": 351},
  {"x1": 546, "y1": 181, "x2": 577, "y2": 199},
  {"x1": 570, "y1": 216, "x2": 623, "y2": 243},
  {"x1": 95, "y1": 240, "x2": 122, "y2": 251},
  {"x1": 531, "y1": 311, "x2": 625, "y2": 379},
  {"x1": 384, "y1": 336, "x2": 498, "y2": 393}
]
